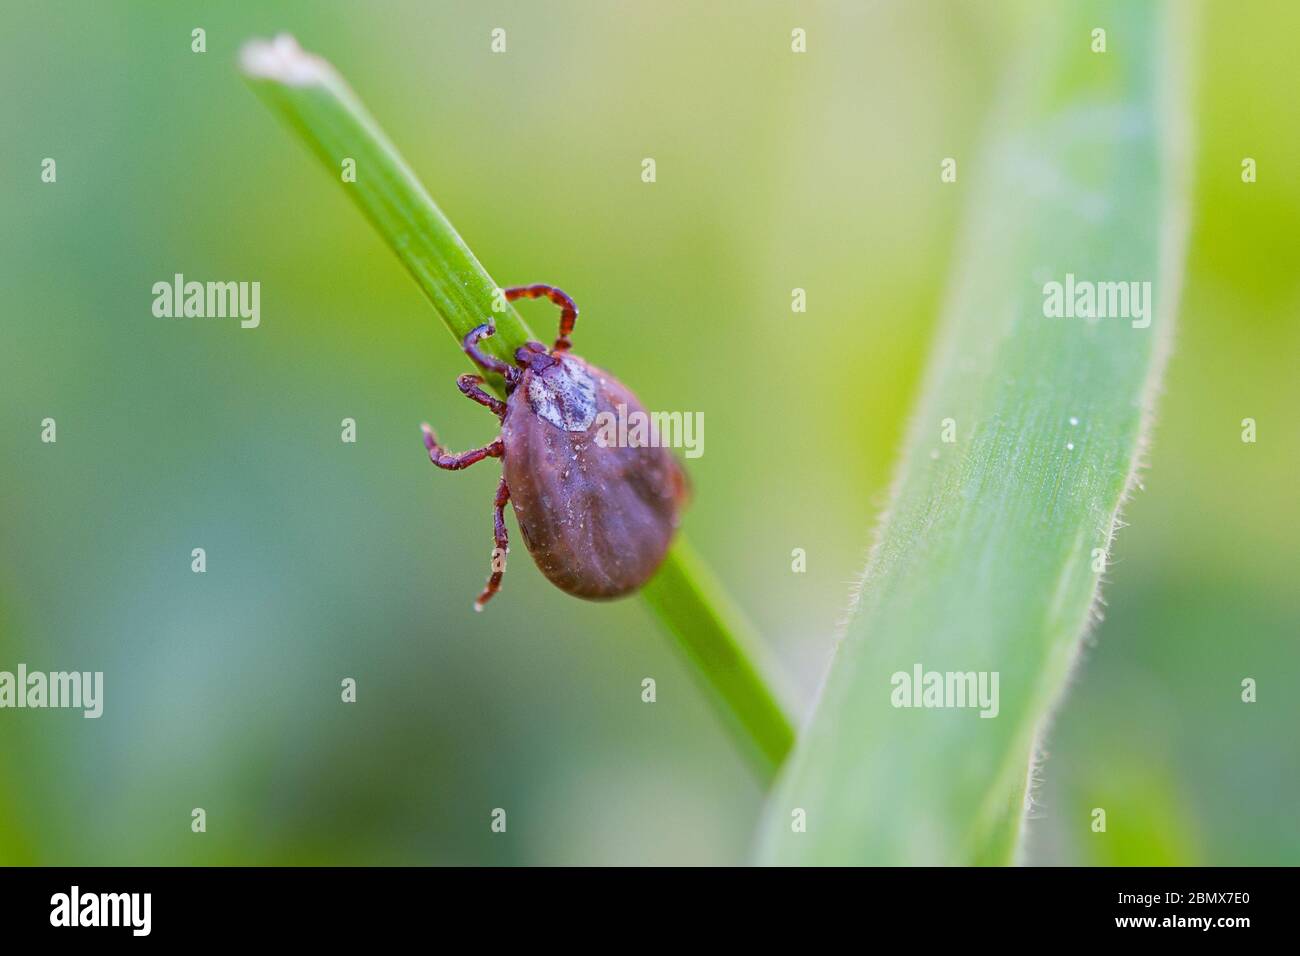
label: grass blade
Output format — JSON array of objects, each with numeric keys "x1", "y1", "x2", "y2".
[
  {"x1": 642, "y1": 538, "x2": 795, "y2": 776},
  {"x1": 240, "y1": 35, "x2": 794, "y2": 781},
  {"x1": 755, "y1": 1, "x2": 1191, "y2": 862}
]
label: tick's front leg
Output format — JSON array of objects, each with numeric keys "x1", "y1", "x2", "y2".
[
  {"x1": 462, "y1": 323, "x2": 520, "y2": 385},
  {"x1": 503, "y1": 284, "x2": 578, "y2": 352},
  {"x1": 421, "y1": 425, "x2": 503, "y2": 470},
  {"x1": 457, "y1": 374, "x2": 507, "y2": 417},
  {"x1": 474, "y1": 476, "x2": 511, "y2": 611}
]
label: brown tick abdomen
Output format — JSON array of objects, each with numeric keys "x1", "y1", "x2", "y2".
[{"x1": 501, "y1": 353, "x2": 687, "y2": 599}]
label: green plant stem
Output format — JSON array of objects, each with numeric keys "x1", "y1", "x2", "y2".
[
  {"x1": 641, "y1": 539, "x2": 794, "y2": 775},
  {"x1": 240, "y1": 36, "x2": 794, "y2": 781}
]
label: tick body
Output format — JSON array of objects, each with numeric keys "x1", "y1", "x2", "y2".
[{"x1": 421, "y1": 285, "x2": 687, "y2": 610}]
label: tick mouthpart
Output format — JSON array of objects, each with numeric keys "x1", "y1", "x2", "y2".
[{"x1": 515, "y1": 342, "x2": 558, "y2": 372}]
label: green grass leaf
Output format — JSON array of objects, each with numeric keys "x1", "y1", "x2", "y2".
[
  {"x1": 755, "y1": 1, "x2": 1192, "y2": 863},
  {"x1": 240, "y1": 35, "x2": 794, "y2": 781}
]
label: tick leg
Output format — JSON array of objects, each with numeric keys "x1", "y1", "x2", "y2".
[
  {"x1": 474, "y1": 476, "x2": 511, "y2": 611},
  {"x1": 457, "y1": 373, "x2": 507, "y2": 417},
  {"x1": 463, "y1": 323, "x2": 519, "y2": 384},
  {"x1": 503, "y1": 284, "x2": 578, "y2": 353},
  {"x1": 421, "y1": 425, "x2": 503, "y2": 470}
]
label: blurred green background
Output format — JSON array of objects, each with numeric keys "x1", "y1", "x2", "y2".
[{"x1": 1, "y1": 0, "x2": 1295, "y2": 865}]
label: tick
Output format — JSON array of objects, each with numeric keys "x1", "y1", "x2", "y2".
[{"x1": 421, "y1": 284, "x2": 688, "y2": 610}]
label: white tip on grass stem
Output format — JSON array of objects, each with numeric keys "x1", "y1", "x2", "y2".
[{"x1": 239, "y1": 33, "x2": 334, "y2": 87}]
